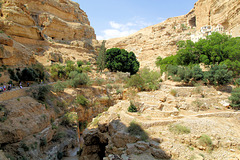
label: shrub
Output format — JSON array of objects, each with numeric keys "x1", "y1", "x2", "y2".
[
  {"x1": 170, "y1": 89, "x2": 177, "y2": 96},
  {"x1": 77, "y1": 60, "x2": 84, "y2": 67},
  {"x1": 204, "y1": 64, "x2": 233, "y2": 85},
  {"x1": 229, "y1": 87, "x2": 240, "y2": 109},
  {"x1": 68, "y1": 72, "x2": 89, "y2": 87},
  {"x1": 105, "y1": 48, "x2": 140, "y2": 75},
  {"x1": 53, "y1": 81, "x2": 67, "y2": 92},
  {"x1": 106, "y1": 84, "x2": 112, "y2": 89},
  {"x1": 95, "y1": 78, "x2": 104, "y2": 86},
  {"x1": 167, "y1": 65, "x2": 178, "y2": 76},
  {"x1": 128, "y1": 102, "x2": 138, "y2": 112},
  {"x1": 82, "y1": 66, "x2": 91, "y2": 72},
  {"x1": 169, "y1": 124, "x2": 190, "y2": 134},
  {"x1": 139, "y1": 67, "x2": 160, "y2": 90},
  {"x1": 127, "y1": 67, "x2": 160, "y2": 91},
  {"x1": 61, "y1": 112, "x2": 78, "y2": 126},
  {"x1": 75, "y1": 95, "x2": 89, "y2": 107},
  {"x1": 50, "y1": 64, "x2": 66, "y2": 80},
  {"x1": 235, "y1": 78, "x2": 240, "y2": 87},
  {"x1": 32, "y1": 63, "x2": 45, "y2": 80},
  {"x1": 198, "y1": 134, "x2": 213, "y2": 152},
  {"x1": 155, "y1": 56, "x2": 163, "y2": 67},
  {"x1": 32, "y1": 85, "x2": 50, "y2": 102},
  {"x1": 127, "y1": 74, "x2": 145, "y2": 90},
  {"x1": 127, "y1": 121, "x2": 149, "y2": 141},
  {"x1": 21, "y1": 68, "x2": 39, "y2": 81},
  {"x1": 192, "y1": 65, "x2": 204, "y2": 81},
  {"x1": 65, "y1": 60, "x2": 76, "y2": 75}
]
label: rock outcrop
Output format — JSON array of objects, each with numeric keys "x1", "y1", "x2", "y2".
[
  {"x1": 0, "y1": 0, "x2": 98, "y2": 66},
  {"x1": 106, "y1": 0, "x2": 240, "y2": 69}
]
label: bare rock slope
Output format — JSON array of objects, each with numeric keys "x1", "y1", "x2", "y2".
[{"x1": 0, "y1": 0, "x2": 98, "y2": 66}]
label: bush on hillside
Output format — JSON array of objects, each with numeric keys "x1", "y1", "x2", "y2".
[
  {"x1": 77, "y1": 60, "x2": 84, "y2": 67},
  {"x1": 53, "y1": 81, "x2": 67, "y2": 92},
  {"x1": 139, "y1": 67, "x2": 161, "y2": 90},
  {"x1": 32, "y1": 85, "x2": 50, "y2": 102},
  {"x1": 21, "y1": 68, "x2": 39, "y2": 81},
  {"x1": 127, "y1": 67, "x2": 160, "y2": 91},
  {"x1": 169, "y1": 124, "x2": 191, "y2": 134},
  {"x1": 128, "y1": 102, "x2": 138, "y2": 112},
  {"x1": 68, "y1": 72, "x2": 89, "y2": 88},
  {"x1": 61, "y1": 112, "x2": 78, "y2": 126},
  {"x1": 127, "y1": 74, "x2": 145, "y2": 90},
  {"x1": 204, "y1": 64, "x2": 233, "y2": 85},
  {"x1": 105, "y1": 48, "x2": 140, "y2": 75},
  {"x1": 75, "y1": 95, "x2": 89, "y2": 107},
  {"x1": 229, "y1": 87, "x2": 240, "y2": 110}
]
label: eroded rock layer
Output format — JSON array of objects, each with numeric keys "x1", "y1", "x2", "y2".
[{"x1": 0, "y1": 0, "x2": 98, "y2": 66}]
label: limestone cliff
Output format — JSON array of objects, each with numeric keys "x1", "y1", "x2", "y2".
[
  {"x1": 106, "y1": 0, "x2": 240, "y2": 69},
  {"x1": 193, "y1": 0, "x2": 240, "y2": 36},
  {"x1": 0, "y1": 0, "x2": 98, "y2": 66},
  {"x1": 106, "y1": 15, "x2": 193, "y2": 70}
]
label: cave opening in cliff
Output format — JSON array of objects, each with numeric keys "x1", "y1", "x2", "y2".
[{"x1": 189, "y1": 16, "x2": 196, "y2": 28}]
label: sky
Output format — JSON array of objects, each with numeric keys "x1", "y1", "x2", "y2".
[{"x1": 72, "y1": 0, "x2": 197, "y2": 40}]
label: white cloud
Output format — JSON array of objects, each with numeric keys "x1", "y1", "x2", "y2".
[
  {"x1": 97, "y1": 18, "x2": 155, "y2": 40},
  {"x1": 157, "y1": 17, "x2": 166, "y2": 22}
]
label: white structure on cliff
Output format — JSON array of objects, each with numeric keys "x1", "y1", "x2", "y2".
[{"x1": 191, "y1": 24, "x2": 232, "y2": 43}]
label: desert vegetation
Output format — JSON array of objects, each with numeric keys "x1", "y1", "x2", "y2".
[{"x1": 156, "y1": 33, "x2": 239, "y2": 86}]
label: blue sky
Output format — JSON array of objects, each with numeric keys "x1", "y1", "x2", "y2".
[{"x1": 72, "y1": 0, "x2": 197, "y2": 40}]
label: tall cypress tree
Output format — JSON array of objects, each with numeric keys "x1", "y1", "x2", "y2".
[{"x1": 97, "y1": 40, "x2": 106, "y2": 72}]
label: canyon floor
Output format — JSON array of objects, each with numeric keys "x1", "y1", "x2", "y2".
[{"x1": 81, "y1": 81, "x2": 240, "y2": 160}]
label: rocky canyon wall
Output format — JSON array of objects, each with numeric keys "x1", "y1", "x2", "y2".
[{"x1": 0, "y1": 0, "x2": 98, "y2": 66}]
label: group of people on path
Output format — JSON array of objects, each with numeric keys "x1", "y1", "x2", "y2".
[
  {"x1": 0, "y1": 82, "x2": 30, "y2": 93},
  {"x1": 0, "y1": 83, "x2": 12, "y2": 92}
]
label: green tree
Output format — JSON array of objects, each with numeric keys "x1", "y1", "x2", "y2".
[
  {"x1": 105, "y1": 48, "x2": 140, "y2": 75},
  {"x1": 97, "y1": 40, "x2": 107, "y2": 72}
]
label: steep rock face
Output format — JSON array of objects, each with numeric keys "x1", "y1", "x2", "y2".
[
  {"x1": 106, "y1": 0, "x2": 240, "y2": 69},
  {"x1": 106, "y1": 15, "x2": 194, "y2": 70},
  {"x1": 0, "y1": 0, "x2": 98, "y2": 66},
  {"x1": 1, "y1": 0, "x2": 95, "y2": 40},
  {"x1": 194, "y1": 0, "x2": 240, "y2": 36}
]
